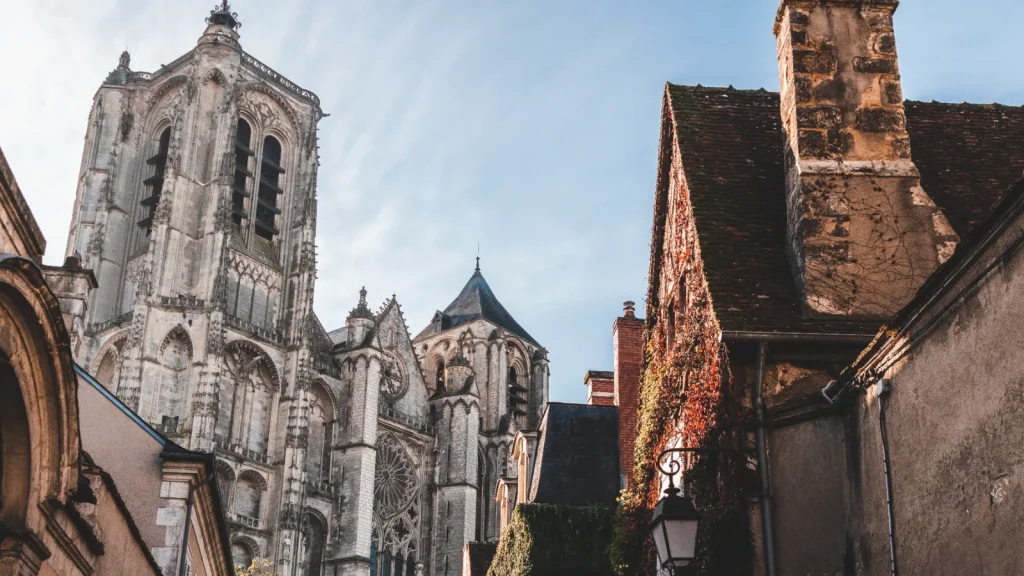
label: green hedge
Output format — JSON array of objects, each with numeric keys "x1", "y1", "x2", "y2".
[{"x1": 487, "y1": 504, "x2": 617, "y2": 576}]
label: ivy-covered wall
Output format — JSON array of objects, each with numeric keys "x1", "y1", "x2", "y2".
[
  {"x1": 610, "y1": 94, "x2": 754, "y2": 576},
  {"x1": 487, "y1": 504, "x2": 616, "y2": 576}
]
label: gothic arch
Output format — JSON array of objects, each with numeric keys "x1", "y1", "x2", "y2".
[
  {"x1": 214, "y1": 340, "x2": 281, "y2": 455},
  {"x1": 237, "y1": 82, "x2": 302, "y2": 140},
  {"x1": 214, "y1": 459, "x2": 235, "y2": 507},
  {"x1": 153, "y1": 325, "x2": 194, "y2": 432},
  {"x1": 91, "y1": 331, "x2": 128, "y2": 390},
  {"x1": 0, "y1": 256, "x2": 80, "y2": 533},
  {"x1": 237, "y1": 469, "x2": 268, "y2": 491},
  {"x1": 223, "y1": 339, "x2": 280, "y2": 390},
  {"x1": 160, "y1": 324, "x2": 194, "y2": 357},
  {"x1": 301, "y1": 508, "x2": 327, "y2": 576}
]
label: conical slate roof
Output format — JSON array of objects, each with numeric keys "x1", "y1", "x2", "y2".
[{"x1": 415, "y1": 264, "x2": 539, "y2": 346}]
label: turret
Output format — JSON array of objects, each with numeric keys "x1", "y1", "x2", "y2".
[{"x1": 345, "y1": 287, "x2": 376, "y2": 347}]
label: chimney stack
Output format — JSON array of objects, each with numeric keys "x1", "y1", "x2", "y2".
[
  {"x1": 584, "y1": 371, "x2": 616, "y2": 406},
  {"x1": 613, "y1": 301, "x2": 644, "y2": 488},
  {"x1": 775, "y1": 0, "x2": 957, "y2": 317}
]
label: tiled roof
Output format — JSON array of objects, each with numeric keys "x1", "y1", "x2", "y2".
[
  {"x1": 659, "y1": 84, "x2": 1024, "y2": 333},
  {"x1": 414, "y1": 267, "x2": 539, "y2": 345},
  {"x1": 528, "y1": 403, "x2": 620, "y2": 506}
]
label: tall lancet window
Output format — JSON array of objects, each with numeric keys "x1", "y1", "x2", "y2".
[
  {"x1": 138, "y1": 127, "x2": 171, "y2": 234},
  {"x1": 255, "y1": 136, "x2": 283, "y2": 240},
  {"x1": 508, "y1": 366, "x2": 528, "y2": 427},
  {"x1": 232, "y1": 119, "x2": 254, "y2": 228},
  {"x1": 435, "y1": 359, "x2": 446, "y2": 392}
]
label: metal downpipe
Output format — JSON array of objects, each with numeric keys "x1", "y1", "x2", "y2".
[{"x1": 752, "y1": 341, "x2": 778, "y2": 576}]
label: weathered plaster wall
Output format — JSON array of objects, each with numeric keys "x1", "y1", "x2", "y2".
[
  {"x1": 769, "y1": 415, "x2": 851, "y2": 576},
  {"x1": 854, "y1": 237, "x2": 1024, "y2": 575}
]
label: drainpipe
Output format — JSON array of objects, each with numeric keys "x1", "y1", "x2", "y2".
[
  {"x1": 875, "y1": 379, "x2": 899, "y2": 576},
  {"x1": 751, "y1": 341, "x2": 778, "y2": 576},
  {"x1": 178, "y1": 476, "x2": 214, "y2": 576}
]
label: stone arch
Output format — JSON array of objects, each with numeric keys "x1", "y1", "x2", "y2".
[
  {"x1": 306, "y1": 379, "x2": 336, "y2": 483},
  {"x1": 301, "y1": 508, "x2": 327, "y2": 576},
  {"x1": 91, "y1": 331, "x2": 128, "y2": 391},
  {"x1": 234, "y1": 469, "x2": 266, "y2": 521},
  {"x1": 230, "y1": 535, "x2": 259, "y2": 569},
  {"x1": 214, "y1": 340, "x2": 280, "y2": 455},
  {"x1": 214, "y1": 459, "x2": 235, "y2": 508},
  {"x1": 0, "y1": 256, "x2": 80, "y2": 536},
  {"x1": 238, "y1": 82, "x2": 302, "y2": 139},
  {"x1": 154, "y1": 325, "x2": 194, "y2": 433}
]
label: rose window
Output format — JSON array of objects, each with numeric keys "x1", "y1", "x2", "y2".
[{"x1": 374, "y1": 434, "x2": 416, "y2": 519}]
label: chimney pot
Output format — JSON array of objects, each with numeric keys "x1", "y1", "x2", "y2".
[{"x1": 623, "y1": 301, "x2": 636, "y2": 318}]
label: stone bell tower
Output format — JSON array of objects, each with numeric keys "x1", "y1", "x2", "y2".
[{"x1": 65, "y1": 2, "x2": 326, "y2": 569}]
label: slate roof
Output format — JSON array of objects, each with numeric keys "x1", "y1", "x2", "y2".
[
  {"x1": 414, "y1": 267, "x2": 539, "y2": 345},
  {"x1": 528, "y1": 403, "x2": 620, "y2": 506},
  {"x1": 658, "y1": 84, "x2": 1024, "y2": 334}
]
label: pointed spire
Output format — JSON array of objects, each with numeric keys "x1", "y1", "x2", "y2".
[{"x1": 206, "y1": 0, "x2": 241, "y2": 30}]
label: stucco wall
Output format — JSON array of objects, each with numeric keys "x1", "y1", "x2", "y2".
[
  {"x1": 768, "y1": 413, "x2": 851, "y2": 576},
  {"x1": 78, "y1": 374, "x2": 166, "y2": 548},
  {"x1": 855, "y1": 241, "x2": 1024, "y2": 575}
]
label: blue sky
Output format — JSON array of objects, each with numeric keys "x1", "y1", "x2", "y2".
[{"x1": 2, "y1": 1, "x2": 1024, "y2": 403}]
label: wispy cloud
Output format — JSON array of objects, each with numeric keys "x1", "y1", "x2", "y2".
[{"x1": 4, "y1": 0, "x2": 1024, "y2": 402}]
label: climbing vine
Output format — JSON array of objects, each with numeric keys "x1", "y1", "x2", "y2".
[{"x1": 610, "y1": 157, "x2": 754, "y2": 575}]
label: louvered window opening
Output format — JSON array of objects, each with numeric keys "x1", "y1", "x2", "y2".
[
  {"x1": 138, "y1": 127, "x2": 171, "y2": 233},
  {"x1": 508, "y1": 366, "x2": 528, "y2": 425},
  {"x1": 232, "y1": 119, "x2": 253, "y2": 227},
  {"x1": 255, "y1": 136, "x2": 283, "y2": 240}
]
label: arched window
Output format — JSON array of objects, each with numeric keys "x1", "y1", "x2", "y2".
[
  {"x1": 94, "y1": 337, "x2": 126, "y2": 391},
  {"x1": 232, "y1": 119, "x2": 253, "y2": 228},
  {"x1": 215, "y1": 342, "x2": 279, "y2": 457},
  {"x1": 255, "y1": 136, "x2": 283, "y2": 240},
  {"x1": 155, "y1": 327, "x2": 192, "y2": 433},
  {"x1": 306, "y1": 383, "x2": 334, "y2": 483},
  {"x1": 302, "y1": 511, "x2": 326, "y2": 576},
  {"x1": 435, "y1": 359, "x2": 445, "y2": 392},
  {"x1": 215, "y1": 463, "x2": 235, "y2": 511},
  {"x1": 234, "y1": 471, "x2": 264, "y2": 523},
  {"x1": 138, "y1": 127, "x2": 171, "y2": 234},
  {"x1": 508, "y1": 366, "x2": 528, "y2": 427},
  {"x1": 230, "y1": 541, "x2": 254, "y2": 570}
]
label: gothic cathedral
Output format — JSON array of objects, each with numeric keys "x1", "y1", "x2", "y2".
[{"x1": 65, "y1": 5, "x2": 549, "y2": 576}]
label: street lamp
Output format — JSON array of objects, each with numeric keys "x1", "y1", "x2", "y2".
[
  {"x1": 650, "y1": 447, "x2": 734, "y2": 572},
  {"x1": 650, "y1": 482, "x2": 700, "y2": 570}
]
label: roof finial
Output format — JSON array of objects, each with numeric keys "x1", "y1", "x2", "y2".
[
  {"x1": 475, "y1": 243, "x2": 481, "y2": 274},
  {"x1": 206, "y1": 0, "x2": 241, "y2": 30}
]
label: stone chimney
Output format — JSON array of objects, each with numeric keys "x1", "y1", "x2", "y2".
[
  {"x1": 775, "y1": 0, "x2": 957, "y2": 317},
  {"x1": 613, "y1": 301, "x2": 644, "y2": 487},
  {"x1": 41, "y1": 256, "x2": 97, "y2": 359},
  {"x1": 584, "y1": 371, "x2": 615, "y2": 406}
]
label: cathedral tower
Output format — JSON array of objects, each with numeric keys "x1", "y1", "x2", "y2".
[{"x1": 67, "y1": 3, "x2": 326, "y2": 572}]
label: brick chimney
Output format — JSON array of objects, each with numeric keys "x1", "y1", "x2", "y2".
[
  {"x1": 584, "y1": 371, "x2": 615, "y2": 406},
  {"x1": 613, "y1": 301, "x2": 644, "y2": 488},
  {"x1": 775, "y1": 0, "x2": 957, "y2": 317}
]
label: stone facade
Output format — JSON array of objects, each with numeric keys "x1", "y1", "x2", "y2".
[{"x1": 63, "y1": 6, "x2": 550, "y2": 575}]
